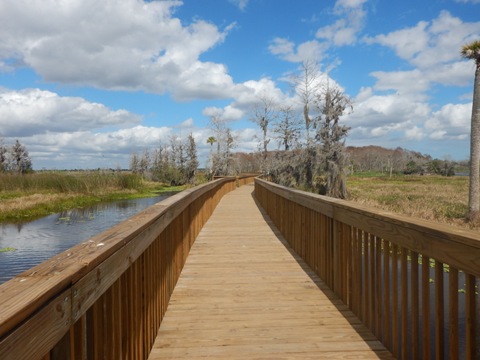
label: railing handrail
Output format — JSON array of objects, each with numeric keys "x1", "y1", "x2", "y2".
[
  {"x1": 0, "y1": 176, "x2": 252, "y2": 359},
  {"x1": 256, "y1": 178, "x2": 480, "y2": 277},
  {"x1": 255, "y1": 178, "x2": 480, "y2": 359}
]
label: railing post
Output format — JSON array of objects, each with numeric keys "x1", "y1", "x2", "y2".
[
  {"x1": 253, "y1": 178, "x2": 480, "y2": 360},
  {"x1": 332, "y1": 220, "x2": 341, "y2": 297}
]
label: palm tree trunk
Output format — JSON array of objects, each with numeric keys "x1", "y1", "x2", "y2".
[{"x1": 468, "y1": 64, "x2": 480, "y2": 220}]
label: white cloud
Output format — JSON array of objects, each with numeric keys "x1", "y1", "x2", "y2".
[
  {"x1": 370, "y1": 69, "x2": 430, "y2": 95},
  {"x1": 179, "y1": 118, "x2": 194, "y2": 128},
  {"x1": 269, "y1": 0, "x2": 367, "y2": 63},
  {"x1": 316, "y1": 0, "x2": 368, "y2": 46},
  {"x1": 0, "y1": 0, "x2": 236, "y2": 100},
  {"x1": 0, "y1": 88, "x2": 141, "y2": 137},
  {"x1": 26, "y1": 125, "x2": 173, "y2": 169},
  {"x1": 364, "y1": 11, "x2": 480, "y2": 70},
  {"x1": 363, "y1": 11, "x2": 480, "y2": 100},
  {"x1": 405, "y1": 126, "x2": 424, "y2": 141},
  {"x1": 347, "y1": 91, "x2": 431, "y2": 140},
  {"x1": 229, "y1": 0, "x2": 249, "y2": 11},
  {"x1": 425, "y1": 103, "x2": 471, "y2": 140},
  {"x1": 363, "y1": 21, "x2": 430, "y2": 60},
  {"x1": 268, "y1": 38, "x2": 327, "y2": 63}
]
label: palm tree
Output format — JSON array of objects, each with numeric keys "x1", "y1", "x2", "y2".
[
  {"x1": 206, "y1": 136, "x2": 216, "y2": 172},
  {"x1": 461, "y1": 40, "x2": 480, "y2": 221}
]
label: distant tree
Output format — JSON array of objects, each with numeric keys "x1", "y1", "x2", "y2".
[
  {"x1": 185, "y1": 133, "x2": 198, "y2": 184},
  {"x1": 314, "y1": 84, "x2": 351, "y2": 198},
  {"x1": 139, "y1": 149, "x2": 150, "y2": 176},
  {"x1": 404, "y1": 160, "x2": 420, "y2": 175},
  {"x1": 209, "y1": 115, "x2": 226, "y2": 156},
  {"x1": 273, "y1": 105, "x2": 302, "y2": 151},
  {"x1": 461, "y1": 40, "x2": 480, "y2": 221},
  {"x1": 206, "y1": 136, "x2": 216, "y2": 173},
  {"x1": 130, "y1": 152, "x2": 140, "y2": 173},
  {"x1": 217, "y1": 128, "x2": 236, "y2": 176},
  {"x1": 10, "y1": 140, "x2": 32, "y2": 174},
  {"x1": 0, "y1": 139, "x2": 7, "y2": 173},
  {"x1": 293, "y1": 60, "x2": 322, "y2": 146},
  {"x1": 291, "y1": 60, "x2": 325, "y2": 187},
  {"x1": 250, "y1": 95, "x2": 276, "y2": 159}
]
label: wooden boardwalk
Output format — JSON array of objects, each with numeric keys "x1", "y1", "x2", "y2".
[{"x1": 148, "y1": 184, "x2": 394, "y2": 359}]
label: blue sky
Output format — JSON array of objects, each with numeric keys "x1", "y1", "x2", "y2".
[{"x1": 0, "y1": 0, "x2": 479, "y2": 169}]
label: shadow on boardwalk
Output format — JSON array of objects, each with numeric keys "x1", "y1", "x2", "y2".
[{"x1": 148, "y1": 184, "x2": 394, "y2": 359}]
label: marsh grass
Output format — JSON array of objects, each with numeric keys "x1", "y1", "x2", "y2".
[
  {"x1": 0, "y1": 171, "x2": 143, "y2": 194},
  {"x1": 0, "y1": 171, "x2": 183, "y2": 223},
  {"x1": 347, "y1": 174, "x2": 474, "y2": 230}
]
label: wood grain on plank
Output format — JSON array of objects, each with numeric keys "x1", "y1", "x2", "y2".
[{"x1": 148, "y1": 185, "x2": 393, "y2": 359}]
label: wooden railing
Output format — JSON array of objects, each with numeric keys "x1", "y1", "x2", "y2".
[
  {"x1": 0, "y1": 176, "x2": 255, "y2": 360},
  {"x1": 255, "y1": 178, "x2": 480, "y2": 360}
]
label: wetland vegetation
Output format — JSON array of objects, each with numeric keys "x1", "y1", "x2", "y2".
[
  {"x1": 0, "y1": 171, "x2": 187, "y2": 223},
  {"x1": 347, "y1": 173, "x2": 475, "y2": 230}
]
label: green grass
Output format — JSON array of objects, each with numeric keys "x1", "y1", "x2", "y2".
[{"x1": 0, "y1": 247, "x2": 16, "y2": 253}]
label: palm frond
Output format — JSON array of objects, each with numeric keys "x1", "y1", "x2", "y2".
[{"x1": 461, "y1": 40, "x2": 480, "y2": 60}]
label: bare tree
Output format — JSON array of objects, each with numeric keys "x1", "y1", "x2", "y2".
[
  {"x1": 10, "y1": 140, "x2": 32, "y2": 174},
  {"x1": 139, "y1": 149, "x2": 150, "y2": 176},
  {"x1": 0, "y1": 139, "x2": 8, "y2": 173},
  {"x1": 209, "y1": 115, "x2": 226, "y2": 156},
  {"x1": 185, "y1": 133, "x2": 198, "y2": 184},
  {"x1": 273, "y1": 105, "x2": 302, "y2": 151},
  {"x1": 250, "y1": 95, "x2": 276, "y2": 159},
  {"x1": 130, "y1": 152, "x2": 140, "y2": 173},
  {"x1": 292, "y1": 60, "x2": 322, "y2": 146}
]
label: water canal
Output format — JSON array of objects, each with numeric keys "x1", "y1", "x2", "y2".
[{"x1": 0, "y1": 193, "x2": 175, "y2": 284}]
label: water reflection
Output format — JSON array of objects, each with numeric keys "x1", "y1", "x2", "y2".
[{"x1": 0, "y1": 194, "x2": 174, "y2": 284}]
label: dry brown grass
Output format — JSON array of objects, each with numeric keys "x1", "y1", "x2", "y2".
[
  {"x1": 347, "y1": 175, "x2": 475, "y2": 230},
  {"x1": 0, "y1": 193, "x2": 76, "y2": 213}
]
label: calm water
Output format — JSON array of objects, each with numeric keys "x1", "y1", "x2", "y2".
[{"x1": 0, "y1": 194, "x2": 174, "y2": 284}]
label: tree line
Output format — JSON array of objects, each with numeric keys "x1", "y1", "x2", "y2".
[
  {"x1": 0, "y1": 139, "x2": 32, "y2": 174},
  {"x1": 130, "y1": 133, "x2": 199, "y2": 186}
]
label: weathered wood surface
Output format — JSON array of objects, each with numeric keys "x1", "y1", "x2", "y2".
[
  {"x1": 255, "y1": 179, "x2": 480, "y2": 359},
  {"x1": 148, "y1": 184, "x2": 393, "y2": 359},
  {"x1": 0, "y1": 178, "x2": 239, "y2": 360}
]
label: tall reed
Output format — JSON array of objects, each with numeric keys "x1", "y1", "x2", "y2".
[{"x1": 0, "y1": 171, "x2": 144, "y2": 194}]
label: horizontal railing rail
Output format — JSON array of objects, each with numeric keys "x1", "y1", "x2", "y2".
[
  {"x1": 0, "y1": 176, "x2": 255, "y2": 360},
  {"x1": 255, "y1": 178, "x2": 480, "y2": 360}
]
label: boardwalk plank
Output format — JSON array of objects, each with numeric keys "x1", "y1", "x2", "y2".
[{"x1": 148, "y1": 184, "x2": 393, "y2": 359}]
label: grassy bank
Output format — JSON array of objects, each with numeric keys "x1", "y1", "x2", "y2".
[
  {"x1": 347, "y1": 173, "x2": 474, "y2": 230},
  {"x1": 0, "y1": 171, "x2": 186, "y2": 223}
]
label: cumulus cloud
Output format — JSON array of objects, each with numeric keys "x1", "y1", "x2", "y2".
[
  {"x1": 203, "y1": 77, "x2": 289, "y2": 123},
  {"x1": 346, "y1": 91, "x2": 431, "y2": 141},
  {"x1": 27, "y1": 125, "x2": 173, "y2": 169},
  {"x1": 360, "y1": 10, "x2": 480, "y2": 121},
  {"x1": 268, "y1": 0, "x2": 367, "y2": 63},
  {"x1": 369, "y1": 69, "x2": 431, "y2": 96},
  {"x1": 425, "y1": 103, "x2": 471, "y2": 140},
  {"x1": 0, "y1": 88, "x2": 141, "y2": 137},
  {"x1": 316, "y1": 0, "x2": 368, "y2": 46},
  {"x1": 0, "y1": 0, "x2": 236, "y2": 100},
  {"x1": 364, "y1": 11, "x2": 480, "y2": 70},
  {"x1": 269, "y1": 38, "x2": 327, "y2": 63}
]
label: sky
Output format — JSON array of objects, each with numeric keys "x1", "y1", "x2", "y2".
[{"x1": 0, "y1": 0, "x2": 480, "y2": 170}]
